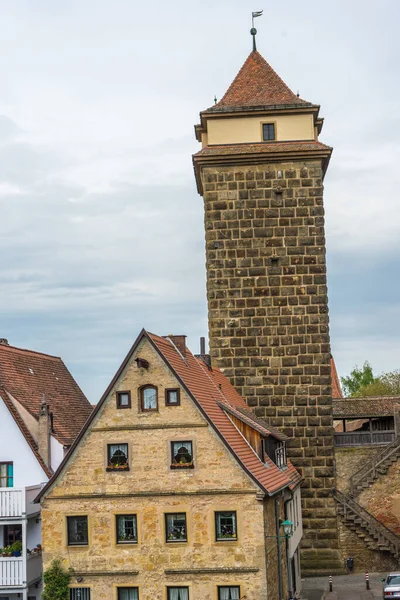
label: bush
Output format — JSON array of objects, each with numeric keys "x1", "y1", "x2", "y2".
[{"x1": 42, "y1": 559, "x2": 73, "y2": 600}]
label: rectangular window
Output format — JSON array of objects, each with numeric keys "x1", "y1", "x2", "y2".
[
  {"x1": 165, "y1": 513, "x2": 187, "y2": 542},
  {"x1": 0, "y1": 462, "x2": 13, "y2": 487},
  {"x1": 107, "y1": 444, "x2": 129, "y2": 471},
  {"x1": 118, "y1": 588, "x2": 139, "y2": 600},
  {"x1": 218, "y1": 586, "x2": 240, "y2": 600},
  {"x1": 165, "y1": 388, "x2": 180, "y2": 406},
  {"x1": 171, "y1": 441, "x2": 193, "y2": 468},
  {"x1": 4, "y1": 524, "x2": 22, "y2": 546},
  {"x1": 67, "y1": 516, "x2": 88, "y2": 546},
  {"x1": 215, "y1": 511, "x2": 237, "y2": 541},
  {"x1": 167, "y1": 587, "x2": 189, "y2": 600},
  {"x1": 275, "y1": 442, "x2": 287, "y2": 468},
  {"x1": 116, "y1": 514, "x2": 138, "y2": 544},
  {"x1": 262, "y1": 123, "x2": 275, "y2": 141},
  {"x1": 116, "y1": 391, "x2": 131, "y2": 409},
  {"x1": 70, "y1": 590, "x2": 91, "y2": 600}
]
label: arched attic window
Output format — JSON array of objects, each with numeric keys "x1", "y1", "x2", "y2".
[{"x1": 140, "y1": 385, "x2": 158, "y2": 412}]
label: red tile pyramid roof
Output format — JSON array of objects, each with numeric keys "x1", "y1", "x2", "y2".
[
  {"x1": 36, "y1": 329, "x2": 301, "y2": 502},
  {"x1": 330, "y1": 357, "x2": 343, "y2": 399},
  {"x1": 0, "y1": 343, "x2": 93, "y2": 447},
  {"x1": 207, "y1": 50, "x2": 310, "y2": 111}
]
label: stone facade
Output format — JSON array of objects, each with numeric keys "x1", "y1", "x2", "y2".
[
  {"x1": 40, "y1": 336, "x2": 290, "y2": 600},
  {"x1": 201, "y1": 160, "x2": 341, "y2": 573}
]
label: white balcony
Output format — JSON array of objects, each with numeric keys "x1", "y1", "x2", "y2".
[
  {"x1": 0, "y1": 557, "x2": 23, "y2": 587},
  {"x1": 0, "y1": 485, "x2": 41, "y2": 520}
]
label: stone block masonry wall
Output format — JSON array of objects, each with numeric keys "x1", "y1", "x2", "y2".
[{"x1": 202, "y1": 160, "x2": 342, "y2": 573}]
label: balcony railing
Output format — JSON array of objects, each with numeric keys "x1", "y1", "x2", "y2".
[
  {"x1": 0, "y1": 557, "x2": 23, "y2": 587},
  {"x1": 334, "y1": 430, "x2": 395, "y2": 447},
  {"x1": 0, "y1": 485, "x2": 42, "y2": 519}
]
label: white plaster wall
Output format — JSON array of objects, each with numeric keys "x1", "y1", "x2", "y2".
[
  {"x1": 0, "y1": 397, "x2": 47, "y2": 487},
  {"x1": 50, "y1": 435, "x2": 64, "y2": 472},
  {"x1": 27, "y1": 519, "x2": 41, "y2": 551}
]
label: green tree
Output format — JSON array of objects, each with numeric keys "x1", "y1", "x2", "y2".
[
  {"x1": 341, "y1": 361, "x2": 375, "y2": 397},
  {"x1": 42, "y1": 559, "x2": 73, "y2": 600},
  {"x1": 355, "y1": 369, "x2": 400, "y2": 397}
]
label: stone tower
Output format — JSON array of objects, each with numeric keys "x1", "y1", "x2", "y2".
[{"x1": 193, "y1": 48, "x2": 342, "y2": 573}]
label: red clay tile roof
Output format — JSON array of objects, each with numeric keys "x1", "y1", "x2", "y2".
[
  {"x1": 206, "y1": 50, "x2": 310, "y2": 112},
  {"x1": 148, "y1": 333, "x2": 298, "y2": 495},
  {"x1": 0, "y1": 386, "x2": 53, "y2": 478},
  {"x1": 330, "y1": 357, "x2": 343, "y2": 399},
  {"x1": 333, "y1": 397, "x2": 400, "y2": 419},
  {"x1": 0, "y1": 343, "x2": 92, "y2": 446},
  {"x1": 194, "y1": 140, "x2": 332, "y2": 158}
]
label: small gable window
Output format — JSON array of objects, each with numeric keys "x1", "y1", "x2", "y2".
[
  {"x1": 116, "y1": 515, "x2": 138, "y2": 544},
  {"x1": 262, "y1": 122, "x2": 275, "y2": 141},
  {"x1": 67, "y1": 516, "x2": 88, "y2": 546},
  {"x1": 165, "y1": 513, "x2": 187, "y2": 542},
  {"x1": 165, "y1": 388, "x2": 180, "y2": 406},
  {"x1": 140, "y1": 385, "x2": 158, "y2": 412},
  {"x1": 116, "y1": 391, "x2": 131, "y2": 409},
  {"x1": 215, "y1": 511, "x2": 237, "y2": 541},
  {"x1": 107, "y1": 444, "x2": 129, "y2": 471},
  {"x1": 264, "y1": 437, "x2": 287, "y2": 469},
  {"x1": 0, "y1": 462, "x2": 13, "y2": 487},
  {"x1": 171, "y1": 441, "x2": 193, "y2": 469}
]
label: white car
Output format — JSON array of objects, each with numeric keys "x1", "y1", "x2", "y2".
[{"x1": 382, "y1": 573, "x2": 400, "y2": 599}]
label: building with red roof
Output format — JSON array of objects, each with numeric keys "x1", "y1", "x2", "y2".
[{"x1": 37, "y1": 330, "x2": 303, "y2": 599}]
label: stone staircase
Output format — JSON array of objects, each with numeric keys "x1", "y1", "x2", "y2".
[
  {"x1": 348, "y1": 436, "x2": 400, "y2": 496},
  {"x1": 333, "y1": 488, "x2": 400, "y2": 559}
]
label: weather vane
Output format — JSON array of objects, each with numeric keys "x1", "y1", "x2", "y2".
[{"x1": 251, "y1": 10, "x2": 263, "y2": 51}]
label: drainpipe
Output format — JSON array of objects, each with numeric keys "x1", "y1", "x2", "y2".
[{"x1": 275, "y1": 495, "x2": 283, "y2": 600}]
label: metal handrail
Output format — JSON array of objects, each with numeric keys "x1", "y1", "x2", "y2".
[
  {"x1": 349, "y1": 436, "x2": 400, "y2": 492},
  {"x1": 333, "y1": 488, "x2": 400, "y2": 555}
]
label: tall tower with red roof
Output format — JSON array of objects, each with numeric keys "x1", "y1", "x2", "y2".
[{"x1": 193, "y1": 48, "x2": 342, "y2": 573}]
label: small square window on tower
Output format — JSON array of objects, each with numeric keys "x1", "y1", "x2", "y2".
[
  {"x1": 116, "y1": 391, "x2": 131, "y2": 409},
  {"x1": 165, "y1": 388, "x2": 180, "y2": 406},
  {"x1": 262, "y1": 122, "x2": 275, "y2": 141}
]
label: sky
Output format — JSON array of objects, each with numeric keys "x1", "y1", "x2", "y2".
[{"x1": 0, "y1": 0, "x2": 399, "y2": 402}]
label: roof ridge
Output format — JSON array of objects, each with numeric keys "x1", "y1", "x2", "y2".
[{"x1": 0, "y1": 344, "x2": 62, "y2": 361}]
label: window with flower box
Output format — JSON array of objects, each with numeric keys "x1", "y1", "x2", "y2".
[
  {"x1": 67, "y1": 516, "x2": 88, "y2": 546},
  {"x1": 165, "y1": 513, "x2": 187, "y2": 542},
  {"x1": 171, "y1": 441, "x2": 193, "y2": 469},
  {"x1": 107, "y1": 444, "x2": 129, "y2": 471},
  {"x1": 116, "y1": 515, "x2": 138, "y2": 544},
  {"x1": 215, "y1": 511, "x2": 237, "y2": 541}
]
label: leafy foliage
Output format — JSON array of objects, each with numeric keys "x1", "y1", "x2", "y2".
[
  {"x1": 42, "y1": 559, "x2": 73, "y2": 600},
  {"x1": 341, "y1": 361, "x2": 375, "y2": 397},
  {"x1": 341, "y1": 362, "x2": 400, "y2": 397}
]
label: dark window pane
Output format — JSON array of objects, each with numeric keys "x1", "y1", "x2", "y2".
[
  {"x1": 218, "y1": 586, "x2": 240, "y2": 600},
  {"x1": 67, "y1": 516, "x2": 88, "y2": 546},
  {"x1": 118, "y1": 588, "x2": 139, "y2": 600},
  {"x1": 4, "y1": 524, "x2": 22, "y2": 545},
  {"x1": 70, "y1": 590, "x2": 91, "y2": 600},
  {"x1": 171, "y1": 442, "x2": 193, "y2": 467},
  {"x1": 116, "y1": 515, "x2": 138, "y2": 543},
  {"x1": 167, "y1": 587, "x2": 189, "y2": 600},
  {"x1": 216, "y1": 511, "x2": 237, "y2": 540},
  {"x1": 166, "y1": 513, "x2": 187, "y2": 542},
  {"x1": 262, "y1": 123, "x2": 275, "y2": 141}
]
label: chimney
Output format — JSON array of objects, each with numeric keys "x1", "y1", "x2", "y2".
[
  {"x1": 195, "y1": 336, "x2": 212, "y2": 369},
  {"x1": 168, "y1": 335, "x2": 187, "y2": 358},
  {"x1": 38, "y1": 394, "x2": 51, "y2": 468},
  {"x1": 0, "y1": 339, "x2": 9, "y2": 345}
]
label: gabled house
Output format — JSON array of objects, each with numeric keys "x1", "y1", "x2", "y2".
[
  {"x1": 0, "y1": 338, "x2": 92, "y2": 600},
  {"x1": 36, "y1": 329, "x2": 303, "y2": 600}
]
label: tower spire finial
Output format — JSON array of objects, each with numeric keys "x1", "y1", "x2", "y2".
[{"x1": 251, "y1": 10, "x2": 263, "y2": 51}]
